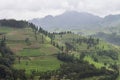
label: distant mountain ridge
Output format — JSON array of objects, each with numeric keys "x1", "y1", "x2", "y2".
[
  {"x1": 102, "y1": 14, "x2": 120, "y2": 27},
  {"x1": 29, "y1": 11, "x2": 120, "y2": 31}
]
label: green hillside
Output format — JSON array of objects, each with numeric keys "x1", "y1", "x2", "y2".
[
  {"x1": 54, "y1": 32, "x2": 118, "y2": 63},
  {"x1": 52, "y1": 32, "x2": 120, "y2": 79},
  {"x1": 0, "y1": 20, "x2": 119, "y2": 80},
  {"x1": 0, "y1": 26, "x2": 62, "y2": 75}
]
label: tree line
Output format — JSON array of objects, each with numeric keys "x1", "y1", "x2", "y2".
[
  {"x1": 0, "y1": 36, "x2": 27, "y2": 80},
  {"x1": 0, "y1": 19, "x2": 30, "y2": 28}
]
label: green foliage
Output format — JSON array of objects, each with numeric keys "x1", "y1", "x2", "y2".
[
  {"x1": 0, "y1": 37, "x2": 17, "y2": 79},
  {"x1": 0, "y1": 65, "x2": 12, "y2": 79},
  {"x1": 25, "y1": 38, "x2": 31, "y2": 46},
  {"x1": 57, "y1": 52, "x2": 74, "y2": 62},
  {"x1": 97, "y1": 50, "x2": 118, "y2": 60},
  {"x1": 84, "y1": 56, "x2": 104, "y2": 68}
]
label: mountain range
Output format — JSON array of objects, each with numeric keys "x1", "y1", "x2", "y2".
[{"x1": 29, "y1": 11, "x2": 120, "y2": 31}]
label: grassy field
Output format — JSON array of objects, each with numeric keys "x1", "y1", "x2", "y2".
[
  {"x1": 0, "y1": 27, "x2": 15, "y2": 33},
  {"x1": 14, "y1": 56, "x2": 62, "y2": 74},
  {"x1": 0, "y1": 27, "x2": 62, "y2": 75},
  {"x1": 16, "y1": 44, "x2": 59, "y2": 57}
]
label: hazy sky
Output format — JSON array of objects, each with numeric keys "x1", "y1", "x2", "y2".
[{"x1": 0, "y1": 0, "x2": 120, "y2": 20}]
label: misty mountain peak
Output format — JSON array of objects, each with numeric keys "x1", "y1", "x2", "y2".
[
  {"x1": 44, "y1": 15, "x2": 54, "y2": 19},
  {"x1": 29, "y1": 11, "x2": 120, "y2": 30},
  {"x1": 104, "y1": 14, "x2": 120, "y2": 21}
]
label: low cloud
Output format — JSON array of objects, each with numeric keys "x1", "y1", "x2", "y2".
[{"x1": 0, "y1": 0, "x2": 120, "y2": 20}]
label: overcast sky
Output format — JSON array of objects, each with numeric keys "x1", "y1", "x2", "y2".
[{"x1": 0, "y1": 0, "x2": 120, "y2": 20}]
